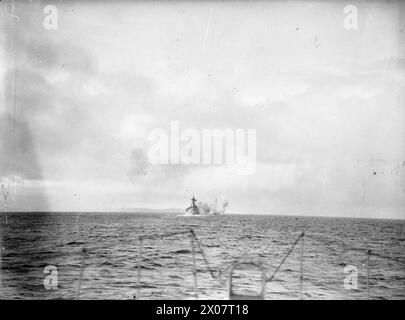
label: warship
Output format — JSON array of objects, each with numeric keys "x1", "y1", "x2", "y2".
[{"x1": 185, "y1": 195, "x2": 200, "y2": 215}]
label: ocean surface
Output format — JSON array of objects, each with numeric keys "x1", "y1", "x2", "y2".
[{"x1": 0, "y1": 213, "x2": 404, "y2": 300}]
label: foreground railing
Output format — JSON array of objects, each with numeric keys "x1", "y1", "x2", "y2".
[{"x1": 132, "y1": 229, "x2": 305, "y2": 300}]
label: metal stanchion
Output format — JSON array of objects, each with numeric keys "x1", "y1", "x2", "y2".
[
  {"x1": 190, "y1": 232, "x2": 198, "y2": 299},
  {"x1": 366, "y1": 249, "x2": 371, "y2": 300},
  {"x1": 76, "y1": 247, "x2": 87, "y2": 300},
  {"x1": 136, "y1": 237, "x2": 142, "y2": 300},
  {"x1": 299, "y1": 232, "x2": 304, "y2": 300},
  {"x1": 0, "y1": 236, "x2": 2, "y2": 290}
]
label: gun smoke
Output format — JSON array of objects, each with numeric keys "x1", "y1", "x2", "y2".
[{"x1": 196, "y1": 195, "x2": 229, "y2": 215}]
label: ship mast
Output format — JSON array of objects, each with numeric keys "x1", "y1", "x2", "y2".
[{"x1": 191, "y1": 194, "x2": 197, "y2": 208}]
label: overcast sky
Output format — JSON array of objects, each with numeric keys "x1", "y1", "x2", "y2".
[{"x1": 0, "y1": 1, "x2": 404, "y2": 218}]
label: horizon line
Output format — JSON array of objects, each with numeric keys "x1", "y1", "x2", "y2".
[{"x1": 1, "y1": 210, "x2": 404, "y2": 221}]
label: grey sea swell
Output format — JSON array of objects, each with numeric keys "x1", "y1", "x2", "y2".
[{"x1": 0, "y1": 213, "x2": 404, "y2": 300}]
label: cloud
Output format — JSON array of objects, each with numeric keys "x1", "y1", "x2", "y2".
[
  {"x1": 0, "y1": 1, "x2": 403, "y2": 218},
  {"x1": 129, "y1": 148, "x2": 149, "y2": 177}
]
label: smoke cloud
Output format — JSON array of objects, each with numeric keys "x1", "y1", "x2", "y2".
[{"x1": 197, "y1": 195, "x2": 229, "y2": 215}]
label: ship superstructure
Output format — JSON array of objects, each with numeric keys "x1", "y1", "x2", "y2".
[{"x1": 186, "y1": 195, "x2": 200, "y2": 215}]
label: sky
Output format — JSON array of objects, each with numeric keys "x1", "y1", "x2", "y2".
[{"x1": 0, "y1": 0, "x2": 404, "y2": 218}]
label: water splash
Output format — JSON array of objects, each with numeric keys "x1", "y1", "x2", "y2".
[{"x1": 197, "y1": 195, "x2": 229, "y2": 215}]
